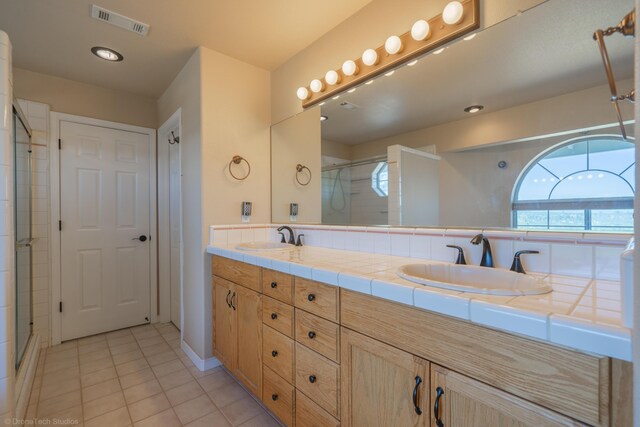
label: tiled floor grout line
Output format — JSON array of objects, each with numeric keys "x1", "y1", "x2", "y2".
[{"x1": 32, "y1": 322, "x2": 280, "y2": 427}]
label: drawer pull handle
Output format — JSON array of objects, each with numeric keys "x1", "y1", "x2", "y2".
[
  {"x1": 308, "y1": 375, "x2": 317, "y2": 383},
  {"x1": 413, "y1": 375, "x2": 423, "y2": 415},
  {"x1": 271, "y1": 313, "x2": 277, "y2": 320},
  {"x1": 434, "y1": 386, "x2": 444, "y2": 427},
  {"x1": 271, "y1": 394, "x2": 278, "y2": 401},
  {"x1": 308, "y1": 331, "x2": 316, "y2": 339},
  {"x1": 307, "y1": 294, "x2": 316, "y2": 302},
  {"x1": 271, "y1": 282, "x2": 278, "y2": 288},
  {"x1": 271, "y1": 350, "x2": 278, "y2": 357},
  {"x1": 225, "y1": 290, "x2": 231, "y2": 308}
]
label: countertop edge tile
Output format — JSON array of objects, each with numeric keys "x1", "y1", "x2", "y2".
[
  {"x1": 413, "y1": 287, "x2": 470, "y2": 320},
  {"x1": 470, "y1": 300, "x2": 549, "y2": 340},
  {"x1": 337, "y1": 273, "x2": 372, "y2": 295},
  {"x1": 549, "y1": 314, "x2": 632, "y2": 361}
]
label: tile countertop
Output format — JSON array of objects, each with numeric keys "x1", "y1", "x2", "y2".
[{"x1": 206, "y1": 244, "x2": 631, "y2": 361}]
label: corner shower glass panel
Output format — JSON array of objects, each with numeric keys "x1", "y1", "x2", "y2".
[
  {"x1": 14, "y1": 107, "x2": 32, "y2": 369},
  {"x1": 322, "y1": 157, "x2": 389, "y2": 225}
]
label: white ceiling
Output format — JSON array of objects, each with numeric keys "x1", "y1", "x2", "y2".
[
  {"x1": 321, "y1": 0, "x2": 635, "y2": 145},
  {"x1": 0, "y1": 0, "x2": 372, "y2": 97}
]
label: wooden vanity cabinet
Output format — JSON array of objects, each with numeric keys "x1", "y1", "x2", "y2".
[
  {"x1": 430, "y1": 364, "x2": 586, "y2": 427},
  {"x1": 341, "y1": 328, "x2": 430, "y2": 427},
  {"x1": 212, "y1": 261, "x2": 263, "y2": 398}
]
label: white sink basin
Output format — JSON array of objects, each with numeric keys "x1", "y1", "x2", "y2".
[
  {"x1": 235, "y1": 242, "x2": 294, "y2": 251},
  {"x1": 397, "y1": 262, "x2": 552, "y2": 296}
]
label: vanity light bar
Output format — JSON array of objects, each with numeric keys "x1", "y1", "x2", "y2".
[{"x1": 296, "y1": 0, "x2": 480, "y2": 108}]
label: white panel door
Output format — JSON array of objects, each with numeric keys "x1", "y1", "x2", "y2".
[{"x1": 60, "y1": 121, "x2": 150, "y2": 340}]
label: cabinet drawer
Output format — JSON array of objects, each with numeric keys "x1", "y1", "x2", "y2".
[
  {"x1": 212, "y1": 256, "x2": 261, "y2": 292},
  {"x1": 263, "y1": 366, "x2": 294, "y2": 427},
  {"x1": 263, "y1": 296, "x2": 294, "y2": 338},
  {"x1": 295, "y1": 278, "x2": 339, "y2": 322},
  {"x1": 295, "y1": 343, "x2": 340, "y2": 419},
  {"x1": 263, "y1": 325, "x2": 295, "y2": 384},
  {"x1": 263, "y1": 269, "x2": 294, "y2": 304},
  {"x1": 295, "y1": 309, "x2": 339, "y2": 363},
  {"x1": 296, "y1": 390, "x2": 340, "y2": 427}
]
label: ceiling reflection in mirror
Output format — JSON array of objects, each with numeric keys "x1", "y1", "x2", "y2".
[{"x1": 272, "y1": 0, "x2": 635, "y2": 233}]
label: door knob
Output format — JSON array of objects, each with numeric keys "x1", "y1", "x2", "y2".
[{"x1": 133, "y1": 235, "x2": 148, "y2": 242}]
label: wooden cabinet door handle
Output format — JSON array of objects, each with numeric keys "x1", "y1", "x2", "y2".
[
  {"x1": 308, "y1": 331, "x2": 316, "y2": 339},
  {"x1": 307, "y1": 294, "x2": 316, "y2": 302},
  {"x1": 271, "y1": 282, "x2": 278, "y2": 288},
  {"x1": 271, "y1": 394, "x2": 278, "y2": 401},
  {"x1": 271, "y1": 350, "x2": 278, "y2": 357},
  {"x1": 271, "y1": 312, "x2": 277, "y2": 320},
  {"x1": 308, "y1": 375, "x2": 317, "y2": 383}
]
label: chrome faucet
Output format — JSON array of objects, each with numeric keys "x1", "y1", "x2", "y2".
[
  {"x1": 470, "y1": 233, "x2": 494, "y2": 268},
  {"x1": 277, "y1": 225, "x2": 296, "y2": 245}
]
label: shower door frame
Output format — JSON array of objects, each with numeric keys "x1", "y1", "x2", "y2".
[{"x1": 13, "y1": 101, "x2": 34, "y2": 370}]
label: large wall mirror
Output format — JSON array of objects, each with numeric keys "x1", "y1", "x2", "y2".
[{"x1": 271, "y1": 0, "x2": 635, "y2": 233}]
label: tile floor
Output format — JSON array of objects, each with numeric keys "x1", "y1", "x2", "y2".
[{"x1": 25, "y1": 323, "x2": 280, "y2": 427}]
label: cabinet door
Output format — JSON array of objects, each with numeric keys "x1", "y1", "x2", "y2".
[
  {"x1": 213, "y1": 277, "x2": 236, "y2": 370},
  {"x1": 234, "y1": 285, "x2": 263, "y2": 397},
  {"x1": 430, "y1": 364, "x2": 586, "y2": 427},
  {"x1": 341, "y1": 328, "x2": 430, "y2": 427}
]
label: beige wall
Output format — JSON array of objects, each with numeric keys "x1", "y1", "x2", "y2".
[
  {"x1": 321, "y1": 139, "x2": 353, "y2": 161},
  {"x1": 201, "y1": 47, "x2": 271, "y2": 227},
  {"x1": 157, "y1": 49, "x2": 205, "y2": 358},
  {"x1": 271, "y1": 109, "x2": 321, "y2": 223},
  {"x1": 13, "y1": 68, "x2": 157, "y2": 128},
  {"x1": 271, "y1": 0, "x2": 545, "y2": 124},
  {"x1": 157, "y1": 46, "x2": 270, "y2": 361},
  {"x1": 350, "y1": 80, "x2": 635, "y2": 159}
]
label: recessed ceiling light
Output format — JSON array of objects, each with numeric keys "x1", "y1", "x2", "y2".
[
  {"x1": 320, "y1": 115, "x2": 328, "y2": 121},
  {"x1": 91, "y1": 46, "x2": 123, "y2": 62},
  {"x1": 385, "y1": 70, "x2": 395, "y2": 77},
  {"x1": 365, "y1": 80, "x2": 374, "y2": 85},
  {"x1": 433, "y1": 48, "x2": 445, "y2": 55},
  {"x1": 347, "y1": 88, "x2": 356, "y2": 93},
  {"x1": 464, "y1": 105, "x2": 484, "y2": 113},
  {"x1": 464, "y1": 33, "x2": 477, "y2": 41},
  {"x1": 332, "y1": 95, "x2": 340, "y2": 100},
  {"x1": 407, "y1": 59, "x2": 419, "y2": 67}
]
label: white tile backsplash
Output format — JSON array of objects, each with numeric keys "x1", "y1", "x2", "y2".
[{"x1": 209, "y1": 224, "x2": 628, "y2": 282}]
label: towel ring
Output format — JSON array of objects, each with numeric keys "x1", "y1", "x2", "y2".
[
  {"x1": 229, "y1": 155, "x2": 251, "y2": 181},
  {"x1": 295, "y1": 164, "x2": 312, "y2": 186}
]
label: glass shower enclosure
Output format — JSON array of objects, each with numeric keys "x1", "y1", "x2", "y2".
[{"x1": 13, "y1": 103, "x2": 33, "y2": 370}]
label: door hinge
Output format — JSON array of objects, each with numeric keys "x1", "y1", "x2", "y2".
[
  {"x1": 58, "y1": 220, "x2": 62, "y2": 231},
  {"x1": 59, "y1": 301, "x2": 63, "y2": 313},
  {"x1": 58, "y1": 139, "x2": 62, "y2": 150}
]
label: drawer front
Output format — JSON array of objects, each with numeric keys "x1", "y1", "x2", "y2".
[
  {"x1": 295, "y1": 343, "x2": 340, "y2": 418},
  {"x1": 263, "y1": 366, "x2": 294, "y2": 427},
  {"x1": 263, "y1": 325, "x2": 295, "y2": 384},
  {"x1": 263, "y1": 296, "x2": 295, "y2": 338},
  {"x1": 296, "y1": 390, "x2": 340, "y2": 427},
  {"x1": 295, "y1": 309, "x2": 340, "y2": 363},
  {"x1": 295, "y1": 278, "x2": 339, "y2": 322},
  {"x1": 263, "y1": 269, "x2": 294, "y2": 305},
  {"x1": 212, "y1": 256, "x2": 261, "y2": 292}
]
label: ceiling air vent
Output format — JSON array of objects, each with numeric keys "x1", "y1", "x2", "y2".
[{"x1": 91, "y1": 5, "x2": 150, "y2": 36}]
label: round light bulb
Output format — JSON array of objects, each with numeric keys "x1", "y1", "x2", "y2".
[
  {"x1": 384, "y1": 35, "x2": 403, "y2": 55},
  {"x1": 443, "y1": 1, "x2": 464, "y2": 25},
  {"x1": 325, "y1": 70, "x2": 340, "y2": 85},
  {"x1": 362, "y1": 49, "x2": 378, "y2": 66},
  {"x1": 310, "y1": 79, "x2": 324, "y2": 93},
  {"x1": 342, "y1": 60, "x2": 359, "y2": 76},
  {"x1": 296, "y1": 87, "x2": 309, "y2": 100},
  {"x1": 411, "y1": 20, "x2": 431, "y2": 41}
]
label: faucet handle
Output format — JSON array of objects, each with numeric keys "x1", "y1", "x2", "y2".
[
  {"x1": 510, "y1": 250, "x2": 539, "y2": 274},
  {"x1": 446, "y1": 245, "x2": 467, "y2": 265},
  {"x1": 278, "y1": 232, "x2": 286, "y2": 243},
  {"x1": 296, "y1": 234, "x2": 305, "y2": 247}
]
